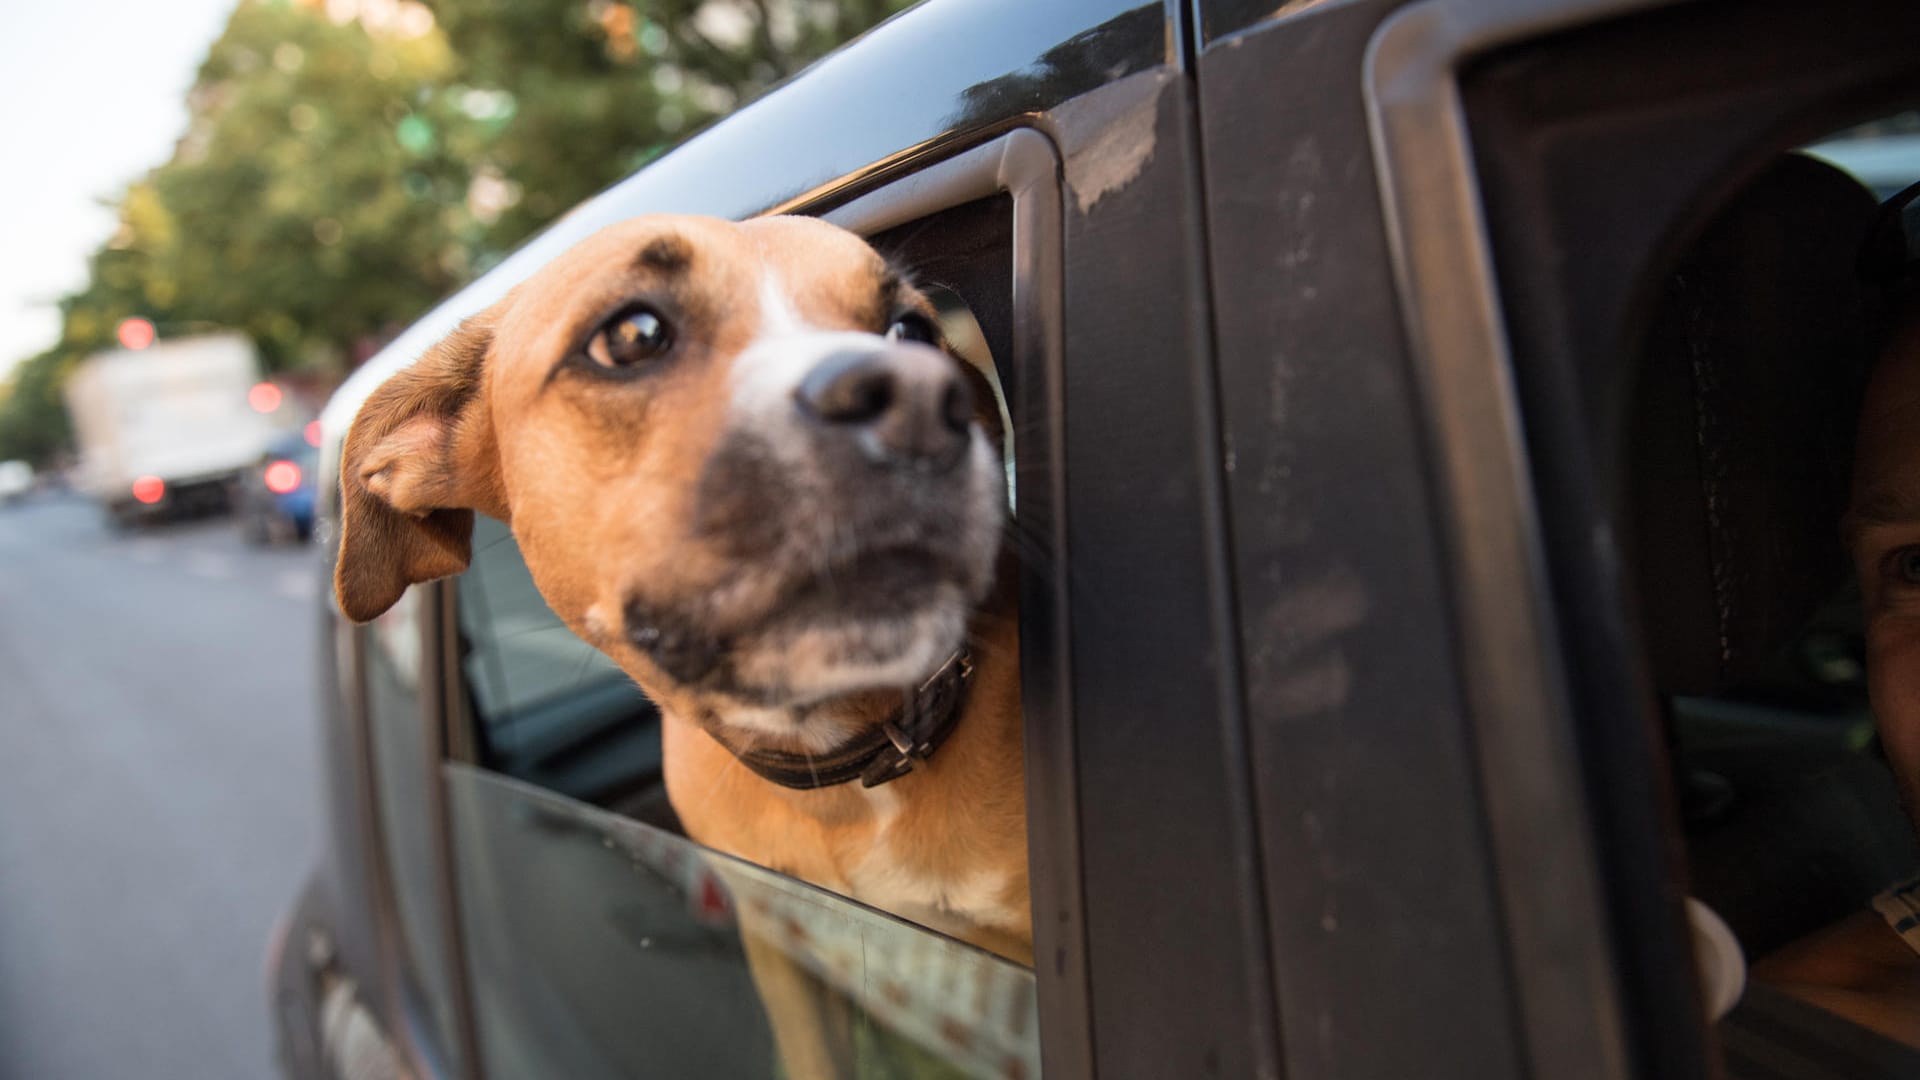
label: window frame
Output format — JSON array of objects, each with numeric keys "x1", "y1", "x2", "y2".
[
  {"x1": 1194, "y1": 1, "x2": 1553, "y2": 1075},
  {"x1": 344, "y1": 595, "x2": 483, "y2": 1078},
  {"x1": 819, "y1": 130, "x2": 1088, "y2": 1079},
  {"x1": 418, "y1": 127, "x2": 1090, "y2": 1079},
  {"x1": 1362, "y1": 5, "x2": 1651, "y2": 1078},
  {"x1": 1367, "y1": 0, "x2": 1920, "y2": 1078}
]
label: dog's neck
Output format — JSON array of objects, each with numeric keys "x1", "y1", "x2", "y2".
[{"x1": 695, "y1": 650, "x2": 974, "y2": 790}]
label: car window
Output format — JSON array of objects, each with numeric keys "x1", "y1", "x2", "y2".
[
  {"x1": 446, "y1": 764, "x2": 1038, "y2": 1080},
  {"x1": 459, "y1": 527, "x2": 625, "y2": 719},
  {"x1": 1809, "y1": 113, "x2": 1920, "y2": 199},
  {"x1": 439, "y1": 191, "x2": 1043, "y2": 1078},
  {"x1": 456, "y1": 515, "x2": 669, "y2": 819},
  {"x1": 363, "y1": 587, "x2": 465, "y2": 1071},
  {"x1": 1628, "y1": 125, "x2": 1920, "y2": 1064},
  {"x1": 1457, "y1": 23, "x2": 1920, "y2": 1067}
]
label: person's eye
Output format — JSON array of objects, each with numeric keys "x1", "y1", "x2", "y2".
[
  {"x1": 586, "y1": 304, "x2": 673, "y2": 370},
  {"x1": 1898, "y1": 546, "x2": 1920, "y2": 586},
  {"x1": 1881, "y1": 544, "x2": 1920, "y2": 588}
]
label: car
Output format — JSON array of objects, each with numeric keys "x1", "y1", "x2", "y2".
[
  {"x1": 235, "y1": 428, "x2": 320, "y2": 544},
  {"x1": 269, "y1": 0, "x2": 1920, "y2": 1077}
]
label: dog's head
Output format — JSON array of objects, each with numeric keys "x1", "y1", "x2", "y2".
[{"x1": 335, "y1": 214, "x2": 1006, "y2": 733}]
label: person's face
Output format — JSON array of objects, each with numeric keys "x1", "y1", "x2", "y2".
[{"x1": 1849, "y1": 315, "x2": 1920, "y2": 837}]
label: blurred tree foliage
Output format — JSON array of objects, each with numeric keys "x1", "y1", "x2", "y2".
[{"x1": 0, "y1": 0, "x2": 913, "y2": 465}]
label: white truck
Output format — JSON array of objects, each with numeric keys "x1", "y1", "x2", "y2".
[{"x1": 63, "y1": 333, "x2": 279, "y2": 526}]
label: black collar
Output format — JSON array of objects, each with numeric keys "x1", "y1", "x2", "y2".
[{"x1": 702, "y1": 651, "x2": 975, "y2": 790}]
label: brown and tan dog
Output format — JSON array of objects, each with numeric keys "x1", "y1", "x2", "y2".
[{"x1": 331, "y1": 215, "x2": 1031, "y2": 1042}]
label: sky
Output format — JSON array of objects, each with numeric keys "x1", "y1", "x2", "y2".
[{"x1": 0, "y1": 0, "x2": 238, "y2": 379}]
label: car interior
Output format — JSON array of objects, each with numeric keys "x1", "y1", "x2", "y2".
[
  {"x1": 1618, "y1": 120, "x2": 1920, "y2": 1064},
  {"x1": 1633, "y1": 145, "x2": 1909, "y2": 952},
  {"x1": 1451, "y1": 4, "x2": 1920, "y2": 1061}
]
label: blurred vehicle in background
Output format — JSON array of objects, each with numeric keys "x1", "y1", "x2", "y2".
[
  {"x1": 233, "y1": 427, "x2": 320, "y2": 545},
  {"x1": 62, "y1": 332, "x2": 278, "y2": 527},
  {"x1": 0, "y1": 459, "x2": 32, "y2": 505}
]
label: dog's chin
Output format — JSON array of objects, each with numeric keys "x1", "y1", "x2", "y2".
[
  {"x1": 623, "y1": 571, "x2": 975, "y2": 716},
  {"x1": 728, "y1": 599, "x2": 969, "y2": 708}
]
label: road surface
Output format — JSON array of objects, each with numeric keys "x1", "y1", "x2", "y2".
[{"x1": 0, "y1": 494, "x2": 322, "y2": 1080}]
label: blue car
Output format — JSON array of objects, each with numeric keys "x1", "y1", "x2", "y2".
[{"x1": 235, "y1": 428, "x2": 318, "y2": 544}]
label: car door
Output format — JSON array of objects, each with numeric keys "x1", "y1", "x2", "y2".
[
  {"x1": 1197, "y1": 1, "x2": 1920, "y2": 1080},
  {"x1": 1193, "y1": 3, "x2": 1545, "y2": 1078}
]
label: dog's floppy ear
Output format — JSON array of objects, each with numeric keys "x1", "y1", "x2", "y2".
[{"x1": 334, "y1": 309, "x2": 506, "y2": 623}]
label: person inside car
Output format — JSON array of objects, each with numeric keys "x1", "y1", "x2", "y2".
[{"x1": 1752, "y1": 184, "x2": 1920, "y2": 1047}]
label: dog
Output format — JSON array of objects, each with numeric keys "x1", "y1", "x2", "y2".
[{"x1": 331, "y1": 214, "x2": 1031, "y2": 1072}]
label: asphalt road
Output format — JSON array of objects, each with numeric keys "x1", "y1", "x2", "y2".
[{"x1": 0, "y1": 494, "x2": 322, "y2": 1080}]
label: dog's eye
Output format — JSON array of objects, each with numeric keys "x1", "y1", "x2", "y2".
[
  {"x1": 587, "y1": 305, "x2": 673, "y2": 369},
  {"x1": 884, "y1": 312, "x2": 938, "y2": 345}
]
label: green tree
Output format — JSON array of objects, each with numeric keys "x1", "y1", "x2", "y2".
[
  {"x1": 0, "y1": 349, "x2": 73, "y2": 464},
  {"x1": 145, "y1": 0, "x2": 477, "y2": 369},
  {"x1": 0, "y1": 0, "x2": 918, "y2": 467},
  {"x1": 430, "y1": 0, "x2": 917, "y2": 247}
]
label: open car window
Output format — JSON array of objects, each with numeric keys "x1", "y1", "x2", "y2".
[
  {"x1": 1453, "y1": 10, "x2": 1920, "y2": 1065},
  {"x1": 435, "y1": 184, "x2": 1043, "y2": 1078}
]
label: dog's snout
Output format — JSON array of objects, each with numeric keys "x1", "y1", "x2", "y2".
[{"x1": 795, "y1": 346, "x2": 972, "y2": 470}]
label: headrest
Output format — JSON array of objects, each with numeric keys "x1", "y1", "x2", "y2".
[{"x1": 1630, "y1": 153, "x2": 1881, "y2": 696}]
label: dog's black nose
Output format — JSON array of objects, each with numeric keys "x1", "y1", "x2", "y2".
[{"x1": 795, "y1": 346, "x2": 973, "y2": 470}]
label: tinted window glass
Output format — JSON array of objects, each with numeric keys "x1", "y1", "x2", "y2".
[
  {"x1": 446, "y1": 764, "x2": 1039, "y2": 1079},
  {"x1": 456, "y1": 515, "x2": 670, "y2": 824},
  {"x1": 363, "y1": 588, "x2": 463, "y2": 1068}
]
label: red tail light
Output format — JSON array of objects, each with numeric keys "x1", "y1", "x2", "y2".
[
  {"x1": 264, "y1": 460, "x2": 303, "y2": 495},
  {"x1": 248, "y1": 382, "x2": 283, "y2": 413},
  {"x1": 131, "y1": 476, "x2": 165, "y2": 504}
]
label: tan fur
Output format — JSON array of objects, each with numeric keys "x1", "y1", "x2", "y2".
[
  {"x1": 334, "y1": 214, "x2": 1030, "y2": 992},
  {"x1": 660, "y1": 587, "x2": 1031, "y2": 959}
]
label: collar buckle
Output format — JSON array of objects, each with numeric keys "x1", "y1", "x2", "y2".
[
  {"x1": 715, "y1": 648, "x2": 976, "y2": 791},
  {"x1": 857, "y1": 650, "x2": 972, "y2": 788}
]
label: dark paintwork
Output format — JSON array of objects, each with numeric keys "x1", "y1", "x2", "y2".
[
  {"x1": 1198, "y1": 3, "x2": 1526, "y2": 1078},
  {"x1": 1042, "y1": 64, "x2": 1286, "y2": 1080}
]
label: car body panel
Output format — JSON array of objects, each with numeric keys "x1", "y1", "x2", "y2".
[{"x1": 1196, "y1": 3, "x2": 1531, "y2": 1077}]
